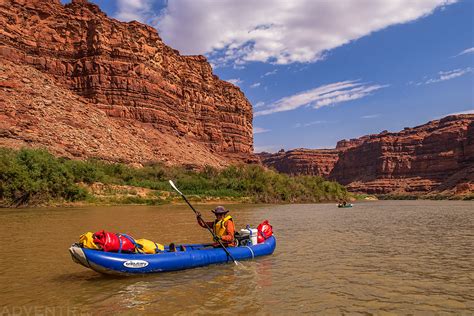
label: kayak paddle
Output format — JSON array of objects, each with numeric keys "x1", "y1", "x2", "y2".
[{"x1": 168, "y1": 180, "x2": 239, "y2": 265}]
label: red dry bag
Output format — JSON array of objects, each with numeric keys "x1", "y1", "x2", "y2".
[
  {"x1": 257, "y1": 220, "x2": 273, "y2": 243},
  {"x1": 93, "y1": 231, "x2": 136, "y2": 253}
]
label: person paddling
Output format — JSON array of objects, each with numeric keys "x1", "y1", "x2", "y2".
[{"x1": 196, "y1": 206, "x2": 236, "y2": 247}]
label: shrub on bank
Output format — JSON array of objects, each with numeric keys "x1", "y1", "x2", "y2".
[
  {"x1": 0, "y1": 147, "x2": 350, "y2": 207},
  {"x1": 0, "y1": 148, "x2": 88, "y2": 207}
]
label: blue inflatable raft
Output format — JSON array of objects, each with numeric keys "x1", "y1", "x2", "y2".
[{"x1": 69, "y1": 236, "x2": 276, "y2": 275}]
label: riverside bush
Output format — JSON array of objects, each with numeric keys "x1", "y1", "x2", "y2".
[
  {"x1": 0, "y1": 148, "x2": 87, "y2": 206},
  {"x1": 0, "y1": 147, "x2": 350, "y2": 207}
]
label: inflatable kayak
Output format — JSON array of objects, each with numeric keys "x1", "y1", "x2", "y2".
[
  {"x1": 338, "y1": 204, "x2": 353, "y2": 208},
  {"x1": 69, "y1": 236, "x2": 276, "y2": 275}
]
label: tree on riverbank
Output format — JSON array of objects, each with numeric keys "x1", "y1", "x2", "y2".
[{"x1": 0, "y1": 147, "x2": 350, "y2": 207}]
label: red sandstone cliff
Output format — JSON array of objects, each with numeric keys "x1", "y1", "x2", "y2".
[
  {"x1": 258, "y1": 149, "x2": 340, "y2": 178},
  {"x1": 0, "y1": 0, "x2": 254, "y2": 166},
  {"x1": 259, "y1": 115, "x2": 474, "y2": 195}
]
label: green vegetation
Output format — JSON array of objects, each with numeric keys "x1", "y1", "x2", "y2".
[
  {"x1": 377, "y1": 194, "x2": 419, "y2": 200},
  {"x1": 0, "y1": 148, "x2": 88, "y2": 207},
  {"x1": 353, "y1": 193, "x2": 378, "y2": 201},
  {"x1": 0, "y1": 147, "x2": 350, "y2": 207}
]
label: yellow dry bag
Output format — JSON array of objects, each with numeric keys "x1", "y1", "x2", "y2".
[
  {"x1": 79, "y1": 232, "x2": 100, "y2": 250},
  {"x1": 135, "y1": 239, "x2": 165, "y2": 254}
]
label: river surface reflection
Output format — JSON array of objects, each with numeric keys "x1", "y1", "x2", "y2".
[{"x1": 1, "y1": 201, "x2": 473, "y2": 314}]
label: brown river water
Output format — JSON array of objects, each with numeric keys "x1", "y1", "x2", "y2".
[{"x1": 1, "y1": 201, "x2": 473, "y2": 315}]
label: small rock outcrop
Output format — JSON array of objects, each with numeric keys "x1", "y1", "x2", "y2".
[{"x1": 0, "y1": 0, "x2": 254, "y2": 166}]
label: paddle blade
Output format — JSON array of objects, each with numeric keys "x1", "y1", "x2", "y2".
[{"x1": 168, "y1": 180, "x2": 183, "y2": 196}]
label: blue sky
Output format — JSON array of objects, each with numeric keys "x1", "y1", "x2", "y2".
[{"x1": 63, "y1": 0, "x2": 473, "y2": 152}]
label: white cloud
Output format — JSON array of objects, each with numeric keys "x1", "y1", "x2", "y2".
[
  {"x1": 262, "y1": 69, "x2": 278, "y2": 77},
  {"x1": 424, "y1": 67, "x2": 472, "y2": 84},
  {"x1": 294, "y1": 120, "x2": 328, "y2": 128},
  {"x1": 253, "y1": 127, "x2": 270, "y2": 134},
  {"x1": 226, "y1": 78, "x2": 243, "y2": 86},
  {"x1": 250, "y1": 82, "x2": 261, "y2": 88},
  {"x1": 361, "y1": 114, "x2": 380, "y2": 119},
  {"x1": 455, "y1": 47, "x2": 474, "y2": 57},
  {"x1": 255, "y1": 80, "x2": 388, "y2": 116},
  {"x1": 433, "y1": 109, "x2": 474, "y2": 120},
  {"x1": 152, "y1": 0, "x2": 456, "y2": 65},
  {"x1": 115, "y1": 0, "x2": 152, "y2": 22},
  {"x1": 253, "y1": 145, "x2": 282, "y2": 153},
  {"x1": 254, "y1": 101, "x2": 265, "y2": 108},
  {"x1": 443, "y1": 109, "x2": 474, "y2": 116}
]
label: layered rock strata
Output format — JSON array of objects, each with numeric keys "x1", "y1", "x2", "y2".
[
  {"x1": 0, "y1": 0, "x2": 254, "y2": 166},
  {"x1": 258, "y1": 149, "x2": 340, "y2": 178},
  {"x1": 0, "y1": 60, "x2": 229, "y2": 167},
  {"x1": 259, "y1": 115, "x2": 474, "y2": 194}
]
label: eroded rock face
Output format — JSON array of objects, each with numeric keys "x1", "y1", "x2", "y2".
[
  {"x1": 258, "y1": 149, "x2": 340, "y2": 177},
  {"x1": 0, "y1": 60, "x2": 231, "y2": 167},
  {"x1": 0, "y1": 0, "x2": 253, "y2": 165},
  {"x1": 259, "y1": 115, "x2": 474, "y2": 194}
]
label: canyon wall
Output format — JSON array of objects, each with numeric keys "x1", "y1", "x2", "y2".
[
  {"x1": 0, "y1": 0, "x2": 254, "y2": 166},
  {"x1": 258, "y1": 149, "x2": 340, "y2": 178},
  {"x1": 259, "y1": 115, "x2": 474, "y2": 195}
]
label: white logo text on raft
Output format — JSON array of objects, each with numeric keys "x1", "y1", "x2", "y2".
[{"x1": 123, "y1": 260, "x2": 149, "y2": 268}]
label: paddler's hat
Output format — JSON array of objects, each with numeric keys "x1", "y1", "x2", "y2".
[{"x1": 212, "y1": 206, "x2": 229, "y2": 215}]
